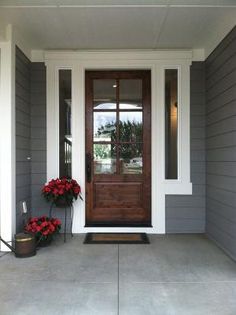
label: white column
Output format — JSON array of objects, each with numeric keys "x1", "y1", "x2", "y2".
[
  {"x1": 46, "y1": 63, "x2": 59, "y2": 181},
  {"x1": 0, "y1": 26, "x2": 16, "y2": 251}
]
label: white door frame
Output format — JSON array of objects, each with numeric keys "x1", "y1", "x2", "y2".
[{"x1": 45, "y1": 50, "x2": 193, "y2": 234}]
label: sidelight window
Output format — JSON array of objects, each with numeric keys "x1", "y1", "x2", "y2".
[
  {"x1": 165, "y1": 69, "x2": 178, "y2": 180},
  {"x1": 59, "y1": 69, "x2": 72, "y2": 178}
]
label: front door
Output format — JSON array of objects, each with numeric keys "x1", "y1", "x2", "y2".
[{"x1": 85, "y1": 70, "x2": 151, "y2": 226}]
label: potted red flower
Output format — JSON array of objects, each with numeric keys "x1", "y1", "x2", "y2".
[
  {"x1": 25, "y1": 216, "x2": 61, "y2": 246},
  {"x1": 42, "y1": 177, "x2": 83, "y2": 207}
]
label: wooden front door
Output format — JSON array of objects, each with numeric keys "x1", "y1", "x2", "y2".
[{"x1": 85, "y1": 70, "x2": 151, "y2": 226}]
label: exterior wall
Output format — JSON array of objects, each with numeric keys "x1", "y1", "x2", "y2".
[
  {"x1": 15, "y1": 46, "x2": 31, "y2": 232},
  {"x1": 166, "y1": 62, "x2": 206, "y2": 233},
  {"x1": 30, "y1": 63, "x2": 48, "y2": 215},
  {"x1": 30, "y1": 63, "x2": 71, "y2": 230},
  {"x1": 30, "y1": 61, "x2": 206, "y2": 233},
  {"x1": 206, "y1": 26, "x2": 236, "y2": 259}
]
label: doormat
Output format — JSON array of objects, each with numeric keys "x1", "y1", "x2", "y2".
[{"x1": 83, "y1": 233, "x2": 150, "y2": 244}]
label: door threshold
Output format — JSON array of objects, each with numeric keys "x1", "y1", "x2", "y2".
[{"x1": 85, "y1": 223, "x2": 152, "y2": 228}]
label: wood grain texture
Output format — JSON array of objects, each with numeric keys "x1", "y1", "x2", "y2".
[{"x1": 85, "y1": 70, "x2": 151, "y2": 226}]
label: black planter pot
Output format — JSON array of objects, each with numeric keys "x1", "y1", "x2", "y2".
[
  {"x1": 54, "y1": 198, "x2": 72, "y2": 208},
  {"x1": 37, "y1": 235, "x2": 53, "y2": 247}
]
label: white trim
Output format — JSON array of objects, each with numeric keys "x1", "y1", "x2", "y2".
[
  {"x1": 33, "y1": 49, "x2": 206, "y2": 63},
  {"x1": 47, "y1": 63, "x2": 79, "y2": 181},
  {"x1": 31, "y1": 50, "x2": 44, "y2": 62},
  {"x1": 1, "y1": 3, "x2": 236, "y2": 9},
  {"x1": 46, "y1": 63, "x2": 58, "y2": 181},
  {"x1": 0, "y1": 26, "x2": 16, "y2": 251},
  {"x1": 13, "y1": 27, "x2": 31, "y2": 61},
  {"x1": 45, "y1": 50, "x2": 193, "y2": 234},
  {"x1": 192, "y1": 49, "x2": 205, "y2": 61},
  {"x1": 45, "y1": 50, "x2": 193, "y2": 62},
  {"x1": 161, "y1": 63, "x2": 192, "y2": 195},
  {"x1": 72, "y1": 65, "x2": 86, "y2": 232}
]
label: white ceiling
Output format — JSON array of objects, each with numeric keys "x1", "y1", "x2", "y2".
[{"x1": 0, "y1": 0, "x2": 236, "y2": 58}]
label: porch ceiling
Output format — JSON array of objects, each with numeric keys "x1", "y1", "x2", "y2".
[{"x1": 0, "y1": 1, "x2": 236, "y2": 57}]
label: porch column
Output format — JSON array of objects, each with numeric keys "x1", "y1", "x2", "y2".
[{"x1": 0, "y1": 26, "x2": 16, "y2": 251}]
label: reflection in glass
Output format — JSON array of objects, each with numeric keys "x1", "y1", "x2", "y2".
[
  {"x1": 93, "y1": 79, "x2": 117, "y2": 109},
  {"x1": 165, "y1": 69, "x2": 178, "y2": 179},
  {"x1": 120, "y1": 144, "x2": 142, "y2": 174},
  {"x1": 59, "y1": 70, "x2": 72, "y2": 178},
  {"x1": 119, "y1": 112, "x2": 142, "y2": 142},
  {"x1": 94, "y1": 144, "x2": 116, "y2": 174},
  {"x1": 94, "y1": 112, "x2": 116, "y2": 142},
  {"x1": 119, "y1": 79, "x2": 142, "y2": 109}
]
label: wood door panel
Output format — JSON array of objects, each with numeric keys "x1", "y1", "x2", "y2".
[
  {"x1": 94, "y1": 183, "x2": 143, "y2": 208},
  {"x1": 85, "y1": 70, "x2": 151, "y2": 227},
  {"x1": 88, "y1": 207, "x2": 147, "y2": 224}
]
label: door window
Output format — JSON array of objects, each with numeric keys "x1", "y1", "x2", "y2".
[
  {"x1": 165, "y1": 69, "x2": 178, "y2": 179},
  {"x1": 59, "y1": 69, "x2": 72, "y2": 178},
  {"x1": 92, "y1": 79, "x2": 143, "y2": 175}
]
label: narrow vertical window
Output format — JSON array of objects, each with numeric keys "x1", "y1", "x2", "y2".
[
  {"x1": 59, "y1": 70, "x2": 72, "y2": 178},
  {"x1": 165, "y1": 69, "x2": 178, "y2": 179}
]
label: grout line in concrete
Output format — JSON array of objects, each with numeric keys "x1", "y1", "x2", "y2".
[{"x1": 131, "y1": 280, "x2": 236, "y2": 284}]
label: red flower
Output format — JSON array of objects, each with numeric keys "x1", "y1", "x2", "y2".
[
  {"x1": 43, "y1": 186, "x2": 51, "y2": 193},
  {"x1": 42, "y1": 177, "x2": 83, "y2": 203},
  {"x1": 53, "y1": 188, "x2": 59, "y2": 195},
  {"x1": 24, "y1": 216, "x2": 61, "y2": 240},
  {"x1": 73, "y1": 186, "x2": 81, "y2": 194}
]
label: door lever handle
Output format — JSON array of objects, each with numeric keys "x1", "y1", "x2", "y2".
[{"x1": 86, "y1": 153, "x2": 92, "y2": 183}]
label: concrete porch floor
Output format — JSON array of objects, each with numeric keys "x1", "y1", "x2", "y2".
[{"x1": 1, "y1": 234, "x2": 236, "y2": 315}]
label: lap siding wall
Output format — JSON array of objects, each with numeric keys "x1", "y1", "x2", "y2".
[
  {"x1": 166, "y1": 62, "x2": 206, "y2": 233},
  {"x1": 15, "y1": 46, "x2": 31, "y2": 232},
  {"x1": 205, "y1": 26, "x2": 236, "y2": 259}
]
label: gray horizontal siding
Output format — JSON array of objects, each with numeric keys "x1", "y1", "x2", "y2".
[
  {"x1": 207, "y1": 185, "x2": 236, "y2": 209},
  {"x1": 15, "y1": 46, "x2": 31, "y2": 232},
  {"x1": 30, "y1": 63, "x2": 48, "y2": 217},
  {"x1": 206, "y1": 26, "x2": 236, "y2": 260},
  {"x1": 166, "y1": 62, "x2": 206, "y2": 233},
  {"x1": 30, "y1": 62, "x2": 207, "y2": 233},
  {"x1": 30, "y1": 63, "x2": 69, "y2": 229},
  {"x1": 206, "y1": 162, "x2": 236, "y2": 177}
]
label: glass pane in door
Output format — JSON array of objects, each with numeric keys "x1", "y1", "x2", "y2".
[
  {"x1": 94, "y1": 112, "x2": 116, "y2": 142},
  {"x1": 93, "y1": 79, "x2": 117, "y2": 109},
  {"x1": 93, "y1": 144, "x2": 116, "y2": 174},
  {"x1": 119, "y1": 79, "x2": 142, "y2": 109},
  {"x1": 120, "y1": 143, "x2": 142, "y2": 174},
  {"x1": 119, "y1": 112, "x2": 143, "y2": 142}
]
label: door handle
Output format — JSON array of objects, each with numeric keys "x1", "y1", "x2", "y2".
[{"x1": 86, "y1": 153, "x2": 92, "y2": 183}]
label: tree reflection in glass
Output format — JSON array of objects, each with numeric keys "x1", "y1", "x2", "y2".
[
  {"x1": 119, "y1": 112, "x2": 142, "y2": 142},
  {"x1": 93, "y1": 144, "x2": 116, "y2": 174},
  {"x1": 94, "y1": 112, "x2": 116, "y2": 142}
]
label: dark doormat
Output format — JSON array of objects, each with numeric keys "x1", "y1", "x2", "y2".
[{"x1": 83, "y1": 233, "x2": 150, "y2": 244}]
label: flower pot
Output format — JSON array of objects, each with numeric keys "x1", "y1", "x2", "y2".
[
  {"x1": 37, "y1": 235, "x2": 53, "y2": 247},
  {"x1": 54, "y1": 198, "x2": 72, "y2": 208}
]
